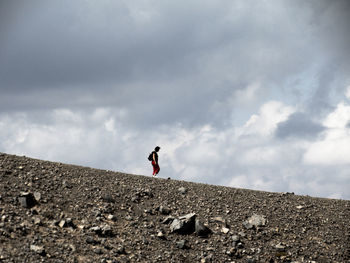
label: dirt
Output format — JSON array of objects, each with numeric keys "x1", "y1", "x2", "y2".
[{"x1": 0, "y1": 152, "x2": 349, "y2": 262}]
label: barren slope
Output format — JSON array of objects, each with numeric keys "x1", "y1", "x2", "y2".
[{"x1": 0, "y1": 153, "x2": 349, "y2": 262}]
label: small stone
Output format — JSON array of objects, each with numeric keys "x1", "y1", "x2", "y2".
[
  {"x1": 178, "y1": 187, "x2": 187, "y2": 194},
  {"x1": 226, "y1": 247, "x2": 236, "y2": 256},
  {"x1": 243, "y1": 221, "x2": 253, "y2": 230},
  {"x1": 33, "y1": 217, "x2": 41, "y2": 225},
  {"x1": 59, "y1": 220, "x2": 67, "y2": 228},
  {"x1": 176, "y1": 240, "x2": 189, "y2": 249},
  {"x1": 94, "y1": 248, "x2": 103, "y2": 255},
  {"x1": 33, "y1": 192, "x2": 41, "y2": 201},
  {"x1": 213, "y1": 216, "x2": 226, "y2": 224},
  {"x1": 231, "y1": 235, "x2": 240, "y2": 243},
  {"x1": 159, "y1": 206, "x2": 171, "y2": 215},
  {"x1": 102, "y1": 194, "x2": 115, "y2": 203},
  {"x1": 221, "y1": 227, "x2": 230, "y2": 234},
  {"x1": 243, "y1": 214, "x2": 266, "y2": 229},
  {"x1": 296, "y1": 205, "x2": 304, "y2": 209},
  {"x1": 30, "y1": 245, "x2": 45, "y2": 256},
  {"x1": 157, "y1": 230, "x2": 166, "y2": 239},
  {"x1": 86, "y1": 236, "x2": 98, "y2": 245},
  {"x1": 107, "y1": 214, "x2": 117, "y2": 221},
  {"x1": 238, "y1": 231, "x2": 246, "y2": 238},
  {"x1": 102, "y1": 224, "x2": 112, "y2": 234},
  {"x1": 275, "y1": 243, "x2": 286, "y2": 252},
  {"x1": 90, "y1": 226, "x2": 102, "y2": 235}
]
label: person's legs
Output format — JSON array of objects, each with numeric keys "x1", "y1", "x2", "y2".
[{"x1": 152, "y1": 161, "x2": 160, "y2": 176}]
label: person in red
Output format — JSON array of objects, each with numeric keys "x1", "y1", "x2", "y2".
[{"x1": 151, "y1": 146, "x2": 160, "y2": 176}]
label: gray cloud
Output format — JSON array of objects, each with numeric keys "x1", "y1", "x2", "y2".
[
  {"x1": 1, "y1": 0, "x2": 349, "y2": 127},
  {"x1": 275, "y1": 113, "x2": 325, "y2": 140}
]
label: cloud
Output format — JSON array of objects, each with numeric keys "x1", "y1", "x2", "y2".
[
  {"x1": 303, "y1": 102, "x2": 350, "y2": 165},
  {"x1": 346, "y1": 86, "x2": 350, "y2": 100},
  {"x1": 1, "y1": 0, "x2": 348, "y2": 128},
  {"x1": 275, "y1": 112, "x2": 325, "y2": 140},
  {"x1": 1, "y1": 99, "x2": 349, "y2": 199}
]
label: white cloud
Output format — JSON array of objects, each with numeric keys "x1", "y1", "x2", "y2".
[
  {"x1": 235, "y1": 101, "x2": 295, "y2": 137},
  {"x1": 323, "y1": 102, "x2": 350, "y2": 128},
  {"x1": 346, "y1": 86, "x2": 350, "y2": 99},
  {"x1": 303, "y1": 102, "x2": 350, "y2": 166}
]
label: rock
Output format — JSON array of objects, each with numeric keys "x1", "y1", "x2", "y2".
[
  {"x1": 243, "y1": 221, "x2": 253, "y2": 230},
  {"x1": 102, "y1": 194, "x2": 115, "y2": 203},
  {"x1": 90, "y1": 226, "x2": 102, "y2": 235},
  {"x1": 33, "y1": 192, "x2": 41, "y2": 202},
  {"x1": 157, "y1": 230, "x2": 166, "y2": 239},
  {"x1": 59, "y1": 220, "x2": 67, "y2": 228},
  {"x1": 162, "y1": 216, "x2": 175, "y2": 224},
  {"x1": 178, "y1": 187, "x2": 187, "y2": 194},
  {"x1": 213, "y1": 216, "x2": 226, "y2": 224},
  {"x1": 30, "y1": 245, "x2": 45, "y2": 256},
  {"x1": 226, "y1": 247, "x2": 236, "y2": 256},
  {"x1": 176, "y1": 240, "x2": 189, "y2": 249},
  {"x1": 170, "y1": 213, "x2": 196, "y2": 234},
  {"x1": 131, "y1": 196, "x2": 140, "y2": 203},
  {"x1": 238, "y1": 231, "x2": 246, "y2": 238},
  {"x1": 33, "y1": 217, "x2": 41, "y2": 225},
  {"x1": 221, "y1": 227, "x2": 230, "y2": 234},
  {"x1": 243, "y1": 221, "x2": 253, "y2": 229},
  {"x1": 243, "y1": 214, "x2": 266, "y2": 229},
  {"x1": 101, "y1": 224, "x2": 113, "y2": 237},
  {"x1": 59, "y1": 218, "x2": 75, "y2": 228},
  {"x1": 159, "y1": 206, "x2": 171, "y2": 215},
  {"x1": 86, "y1": 236, "x2": 99, "y2": 245},
  {"x1": 201, "y1": 254, "x2": 213, "y2": 262},
  {"x1": 115, "y1": 245, "x2": 126, "y2": 255},
  {"x1": 275, "y1": 243, "x2": 286, "y2": 252},
  {"x1": 18, "y1": 192, "x2": 37, "y2": 208},
  {"x1": 231, "y1": 235, "x2": 240, "y2": 243},
  {"x1": 93, "y1": 248, "x2": 103, "y2": 255},
  {"x1": 195, "y1": 219, "x2": 211, "y2": 237},
  {"x1": 107, "y1": 214, "x2": 117, "y2": 221},
  {"x1": 90, "y1": 224, "x2": 113, "y2": 237}
]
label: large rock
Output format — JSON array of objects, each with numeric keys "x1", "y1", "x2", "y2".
[
  {"x1": 18, "y1": 192, "x2": 37, "y2": 208},
  {"x1": 170, "y1": 213, "x2": 196, "y2": 234},
  {"x1": 195, "y1": 219, "x2": 211, "y2": 237}
]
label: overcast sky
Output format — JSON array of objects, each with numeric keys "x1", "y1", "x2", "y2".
[{"x1": 1, "y1": 0, "x2": 350, "y2": 199}]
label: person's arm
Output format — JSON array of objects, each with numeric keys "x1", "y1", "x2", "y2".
[{"x1": 153, "y1": 152, "x2": 157, "y2": 164}]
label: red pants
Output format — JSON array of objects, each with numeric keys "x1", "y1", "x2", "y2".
[{"x1": 152, "y1": 161, "x2": 160, "y2": 175}]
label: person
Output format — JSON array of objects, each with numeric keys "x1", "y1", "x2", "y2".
[{"x1": 151, "y1": 146, "x2": 160, "y2": 176}]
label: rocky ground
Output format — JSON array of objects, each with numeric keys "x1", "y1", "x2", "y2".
[{"x1": 0, "y1": 152, "x2": 349, "y2": 263}]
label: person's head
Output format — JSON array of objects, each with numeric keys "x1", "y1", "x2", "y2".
[{"x1": 155, "y1": 146, "x2": 161, "y2": 152}]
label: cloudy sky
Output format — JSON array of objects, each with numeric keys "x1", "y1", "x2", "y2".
[{"x1": 1, "y1": 0, "x2": 350, "y2": 199}]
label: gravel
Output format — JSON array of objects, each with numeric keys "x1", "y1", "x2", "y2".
[{"x1": 0, "y1": 152, "x2": 349, "y2": 262}]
